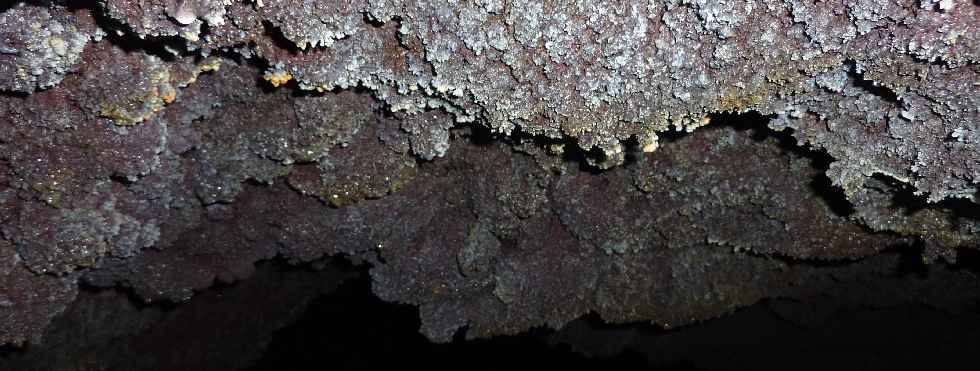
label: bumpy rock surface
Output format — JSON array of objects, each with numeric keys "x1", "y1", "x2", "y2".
[
  {"x1": 0, "y1": 0, "x2": 978, "y2": 345},
  {"x1": 0, "y1": 3, "x2": 99, "y2": 93}
]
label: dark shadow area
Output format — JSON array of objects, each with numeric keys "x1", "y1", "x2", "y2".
[
  {"x1": 2, "y1": 250, "x2": 979, "y2": 370},
  {"x1": 894, "y1": 242, "x2": 931, "y2": 277},
  {"x1": 549, "y1": 298, "x2": 980, "y2": 371},
  {"x1": 248, "y1": 273, "x2": 655, "y2": 371},
  {"x1": 1, "y1": 0, "x2": 55, "y2": 13},
  {"x1": 0, "y1": 258, "x2": 357, "y2": 371},
  {"x1": 249, "y1": 247, "x2": 980, "y2": 371},
  {"x1": 85, "y1": 3, "x2": 189, "y2": 61},
  {"x1": 0, "y1": 90, "x2": 28, "y2": 98},
  {"x1": 868, "y1": 173, "x2": 980, "y2": 235},
  {"x1": 951, "y1": 248, "x2": 980, "y2": 276},
  {"x1": 847, "y1": 62, "x2": 901, "y2": 107},
  {"x1": 261, "y1": 20, "x2": 300, "y2": 54}
]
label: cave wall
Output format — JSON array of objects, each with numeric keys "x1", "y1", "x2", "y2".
[{"x1": 0, "y1": 0, "x2": 978, "y2": 346}]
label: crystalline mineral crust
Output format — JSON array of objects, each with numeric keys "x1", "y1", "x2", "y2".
[{"x1": 0, "y1": 0, "x2": 978, "y2": 345}]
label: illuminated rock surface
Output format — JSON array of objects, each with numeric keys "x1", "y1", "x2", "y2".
[{"x1": 0, "y1": 0, "x2": 978, "y2": 361}]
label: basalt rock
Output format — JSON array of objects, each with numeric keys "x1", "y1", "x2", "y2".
[{"x1": 0, "y1": 0, "x2": 978, "y2": 347}]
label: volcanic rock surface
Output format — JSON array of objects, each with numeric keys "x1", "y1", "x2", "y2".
[{"x1": 0, "y1": 0, "x2": 978, "y2": 348}]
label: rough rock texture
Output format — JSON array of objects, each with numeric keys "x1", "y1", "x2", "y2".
[
  {"x1": 0, "y1": 239, "x2": 79, "y2": 345},
  {"x1": 97, "y1": 0, "x2": 980, "y2": 197},
  {"x1": 0, "y1": 0, "x2": 978, "y2": 346},
  {"x1": 0, "y1": 3, "x2": 99, "y2": 93}
]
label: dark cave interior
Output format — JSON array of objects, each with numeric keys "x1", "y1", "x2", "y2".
[{"x1": 2, "y1": 250, "x2": 979, "y2": 371}]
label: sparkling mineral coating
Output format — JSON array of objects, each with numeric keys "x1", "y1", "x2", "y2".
[
  {"x1": 0, "y1": 3, "x2": 98, "y2": 93},
  {"x1": 0, "y1": 0, "x2": 978, "y2": 345}
]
